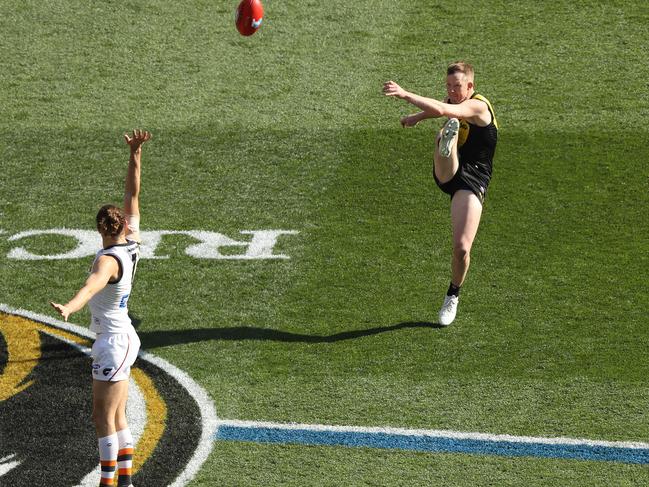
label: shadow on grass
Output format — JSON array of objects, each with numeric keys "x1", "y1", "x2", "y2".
[{"x1": 137, "y1": 320, "x2": 445, "y2": 349}]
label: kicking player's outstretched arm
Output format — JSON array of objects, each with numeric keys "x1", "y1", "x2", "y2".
[
  {"x1": 123, "y1": 129, "x2": 151, "y2": 243},
  {"x1": 383, "y1": 80, "x2": 487, "y2": 122}
]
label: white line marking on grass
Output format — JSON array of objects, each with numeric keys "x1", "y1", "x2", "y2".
[
  {"x1": 214, "y1": 419, "x2": 649, "y2": 464},
  {"x1": 216, "y1": 419, "x2": 649, "y2": 449},
  {"x1": 0, "y1": 304, "x2": 218, "y2": 487},
  {"x1": 6, "y1": 304, "x2": 649, "y2": 467},
  {"x1": 0, "y1": 454, "x2": 21, "y2": 477},
  {"x1": 139, "y1": 350, "x2": 218, "y2": 487}
]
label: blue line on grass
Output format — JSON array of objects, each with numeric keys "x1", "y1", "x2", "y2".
[{"x1": 214, "y1": 425, "x2": 649, "y2": 464}]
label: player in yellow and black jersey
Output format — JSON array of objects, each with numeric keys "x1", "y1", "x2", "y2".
[
  {"x1": 384, "y1": 62, "x2": 498, "y2": 326},
  {"x1": 450, "y1": 92, "x2": 498, "y2": 205}
]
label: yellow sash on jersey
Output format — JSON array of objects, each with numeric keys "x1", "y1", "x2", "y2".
[
  {"x1": 458, "y1": 120, "x2": 470, "y2": 147},
  {"x1": 457, "y1": 93, "x2": 498, "y2": 148},
  {"x1": 473, "y1": 93, "x2": 498, "y2": 129}
]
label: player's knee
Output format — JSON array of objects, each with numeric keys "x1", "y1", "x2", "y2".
[
  {"x1": 115, "y1": 412, "x2": 128, "y2": 431},
  {"x1": 452, "y1": 243, "x2": 470, "y2": 262},
  {"x1": 92, "y1": 405, "x2": 113, "y2": 429},
  {"x1": 92, "y1": 415, "x2": 112, "y2": 432}
]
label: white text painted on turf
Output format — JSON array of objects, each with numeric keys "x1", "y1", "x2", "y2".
[{"x1": 5, "y1": 229, "x2": 299, "y2": 260}]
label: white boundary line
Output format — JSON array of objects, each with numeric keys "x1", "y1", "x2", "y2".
[
  {"x1": 20, "y1": 324, "x2": 147, "y2": 487},
  {"x1": 216, "y1": 419, "x2": 649, "y2": 451},
  {"x1": 0, "y1": 454, "x2": 21, "y2": 477},
  {"x1": 5, "y1": 303, "x2": 649, "y2": 470},
  {"x1": 0, "y1": 304, "x2": 218, "y2": 487}
]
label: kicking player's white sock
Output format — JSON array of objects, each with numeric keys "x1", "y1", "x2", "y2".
[
  {"x1": 98, "y1": 433, "x2": 118, "y2": 486},
  {"x1": 116, "y1": 428, "x2": 134, "y2": 487}
]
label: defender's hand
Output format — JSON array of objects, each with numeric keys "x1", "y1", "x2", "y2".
[
  {"x1": 124, "y1": 129, "x2": 152, "y2": 153},
  {"x1": 50, "y1": 302, "x2": 71, "y2": 322}
]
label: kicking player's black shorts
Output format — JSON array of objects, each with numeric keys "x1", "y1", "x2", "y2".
[{"x1": 434, "y1": 161, "x2": 490, "y2": 204}]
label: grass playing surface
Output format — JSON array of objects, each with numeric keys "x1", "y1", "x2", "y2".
[{"x1": 1, "y1": 0, "x2": 649, "y2": 485}]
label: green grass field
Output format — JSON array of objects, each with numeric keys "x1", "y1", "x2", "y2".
[{"x1": 1, "y1": 0, "x2": 649, "y2": 485}]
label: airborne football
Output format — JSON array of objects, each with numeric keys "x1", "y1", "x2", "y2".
[{"x1": 235, "y1": 0, "x2": 264, "y2": 36}]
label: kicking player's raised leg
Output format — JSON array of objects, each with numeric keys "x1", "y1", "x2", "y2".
[{"x1": 433, "y1": 118, "x2": 460, "y2": 183}]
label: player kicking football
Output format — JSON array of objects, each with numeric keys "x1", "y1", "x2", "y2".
[
  {"x1": 51, "y1": 129, "x2": 151, "y2": 486},
  {"x1": 384, "y1": 62, "x2": 498, "y2": 326}
]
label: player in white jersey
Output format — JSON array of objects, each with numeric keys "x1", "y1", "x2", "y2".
[
  {"x1": 50, "y1": 129, "x2": 151, "y2": 487},
  {"x1": 89, "y1": 240, "x2": 140, "y2": 335}
]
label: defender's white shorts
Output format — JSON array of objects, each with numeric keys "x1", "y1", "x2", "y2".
[{"x1": 91, "y1": 331, "x2": 141, "y2": 382}]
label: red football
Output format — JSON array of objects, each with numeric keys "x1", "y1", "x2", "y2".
[{"x1": 235, "y1": 0, "x2": 264, "y2": 36}]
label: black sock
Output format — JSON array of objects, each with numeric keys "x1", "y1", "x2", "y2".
[
  {"x1": 447, "y1": 283, "x2": 461, "y2": 297},
  {"x1": 118, "y1": 475, "x2": 132, "y2": 487}
]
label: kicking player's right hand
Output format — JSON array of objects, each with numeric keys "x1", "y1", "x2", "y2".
[
  {"x1": 383, "y1": 80, "x2": 406, "y2": 98},
  {"x1": 400, "y1": 115, "x2": 419, "y2": 128}
]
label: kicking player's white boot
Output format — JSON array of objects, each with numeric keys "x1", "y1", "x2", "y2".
[
  {"x1": 438, "y1": 295, "x2": 459, "y2": 326},
  {"x1": 439, "y1": 118, "x2": 460, "y2": 157}
]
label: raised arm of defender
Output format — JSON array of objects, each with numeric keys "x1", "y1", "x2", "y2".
[{"x1": 123, "y1": 129, "x2": 151, "y2": 243}]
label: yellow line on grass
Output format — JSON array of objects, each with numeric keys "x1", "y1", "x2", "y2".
[
  {"x1": 0, "y1": 313, "x2": 40, "y2": 401},
  {"x1": 130, "y1": 366, "x2": 167, "y2": 476}
]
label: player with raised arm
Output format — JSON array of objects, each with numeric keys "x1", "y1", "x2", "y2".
[
  {"x1": 50, "y1": 129, "x2": 151, "y2": 487},
  {"x1": 384, "y1": 62, "x2": 498, "y2": 326}
]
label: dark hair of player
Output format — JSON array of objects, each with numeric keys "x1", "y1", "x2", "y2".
[{"x1": 96, "y1": 205, "x2": 126, "y2": 237}]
